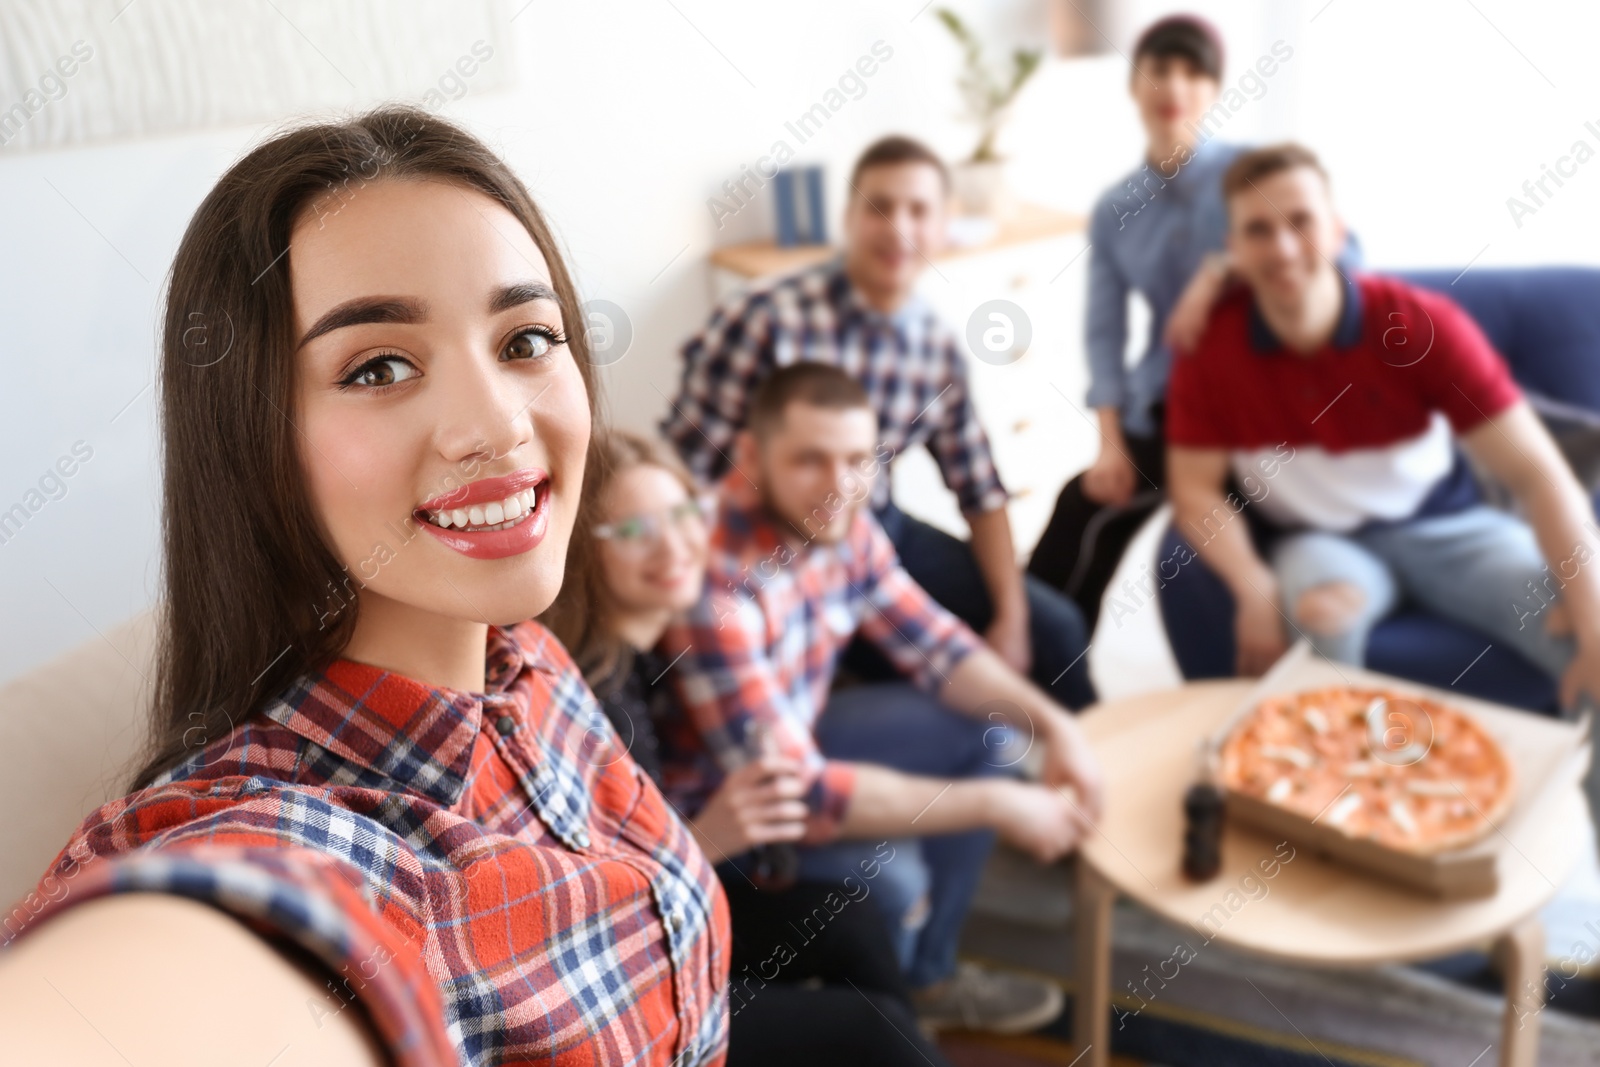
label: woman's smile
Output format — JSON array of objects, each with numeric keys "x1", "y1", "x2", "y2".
[
  {"x1": 415, "y1": 468, "x2": 552, "y2": 559},
  {"x1": 643, "y1": 561, "x2": 696, "y2": 591}
]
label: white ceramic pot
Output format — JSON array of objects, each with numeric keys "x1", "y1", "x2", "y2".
[{"x1": 950, "y1": 158, "x2": 1011, "y2": 219}]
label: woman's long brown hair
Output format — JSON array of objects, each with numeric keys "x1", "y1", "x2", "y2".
[
  {"x1": 541, "y1": 431, "x2": 697, "y2": 695},
  {"x1": 127, "y1": 105, "x2": 599, "y2": 792}
]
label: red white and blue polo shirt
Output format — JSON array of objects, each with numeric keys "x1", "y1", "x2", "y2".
[{"x1": 1167, "y1": 271, "x2": 1522, "y2": 532}]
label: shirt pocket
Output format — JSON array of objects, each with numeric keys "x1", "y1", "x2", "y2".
[{"x1": 610, "y1": 781, "x2": 720, "y2": 969}]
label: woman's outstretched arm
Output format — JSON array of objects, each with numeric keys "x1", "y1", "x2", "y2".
[{"x1": 0, "y1": 893, "x2": 388, "y2": 1067}]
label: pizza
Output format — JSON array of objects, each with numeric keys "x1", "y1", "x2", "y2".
[{"x1": 1218, "y1": 686, "x2": 1516, "y2": 855}]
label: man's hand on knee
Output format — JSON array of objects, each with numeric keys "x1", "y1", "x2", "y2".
[
  {"x1": 1235, "y1": 584, "x2": 1290, "y2": 677},
  {"x1": 1292, "y1": 581, "x2": 1367, "y2": 637}
]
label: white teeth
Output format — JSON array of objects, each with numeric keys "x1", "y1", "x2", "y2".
[{"x1": 423, "y1": 484, "x2": 543, "y2": 531}]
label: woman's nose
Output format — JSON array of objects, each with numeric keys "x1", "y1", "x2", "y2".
[{"x1": 432, "y1": 345, "x2": 531, "y2": 465}]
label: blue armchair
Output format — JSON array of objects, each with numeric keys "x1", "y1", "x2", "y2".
[{"x1": 1157, "y1": 267, "x2": 1600, "y2": 713}]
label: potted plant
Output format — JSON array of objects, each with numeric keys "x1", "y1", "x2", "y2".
[{"x1": 936, "y1": 7, "x2": 1043, "y2": 218}]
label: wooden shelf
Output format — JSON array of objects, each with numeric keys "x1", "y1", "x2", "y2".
[{"x1": 708, "y1": 201, "x2": 1087, "y2": 281}]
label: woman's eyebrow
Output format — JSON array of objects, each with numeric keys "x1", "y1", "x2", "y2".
[
  {"x1": 296, "y1": 282, "x2": 558, "y2": 350},
  {"x1": 489, "y1": 280, "x2": 559, "y2": 314},
  {"x1": 298, "y1": 296, "x2": 428, "y2": 349}
]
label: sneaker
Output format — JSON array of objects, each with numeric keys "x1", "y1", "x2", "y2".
[{"x1": 910, "y1": 961, "x2": 1065, "y2": 1034}]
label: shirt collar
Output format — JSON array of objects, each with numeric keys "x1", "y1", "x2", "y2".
[
  {"x1": 257, "y1": 624, "x2": 557, "y2": 808},
  {"x1": 1247, "y1": 269, "x2": 1364, "y2": 355},
  {"x1": 825, "y1": 254, "x2": 925, "y2": 331}
]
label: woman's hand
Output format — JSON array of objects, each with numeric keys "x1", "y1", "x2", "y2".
[{"x1": 689, "y1": 754, "x2": 808, "y2": 860}]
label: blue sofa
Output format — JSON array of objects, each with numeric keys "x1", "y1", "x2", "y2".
[{"x1": 1157, "y1": 267, "x2": 1600, "y2": 713}]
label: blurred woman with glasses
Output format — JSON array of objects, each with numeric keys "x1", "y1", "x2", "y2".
[{"x1": 543, "y1": 430, "x2": 949, "y2": 1067}]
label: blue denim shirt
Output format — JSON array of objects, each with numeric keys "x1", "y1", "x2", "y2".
[{"x1": 1084, "y1": 139, "x2": 1361, "y2": 438}]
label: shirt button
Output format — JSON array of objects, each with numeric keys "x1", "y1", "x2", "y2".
[
  {"x1": 574, "y1": 831, "x2": 591, "y2": 849},
  {"x1": 495, "y1": 714, "x2": 516, "y2": 735},
  {"x1": 665, "y1": 911, "x2": 682, "y2": 932}
]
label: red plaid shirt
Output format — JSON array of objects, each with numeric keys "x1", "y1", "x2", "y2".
[
  {"x1": 3, "y1": 622, "x2": 730, "y2": 1067},
  {"x1": 658, "y1": 471, "x2": 983, "y2": 844}
]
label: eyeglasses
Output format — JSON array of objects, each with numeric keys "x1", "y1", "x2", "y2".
[{"x1": 593, "y1": 497, "x2": 711, "y2": 551}]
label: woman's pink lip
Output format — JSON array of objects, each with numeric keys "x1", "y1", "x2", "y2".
[
  {"x1": 419, "y1": 468, "x2": 547, "y2": 512},
  {"x1": 417, "y1": 484, "x2": 550, "y2": 560}
]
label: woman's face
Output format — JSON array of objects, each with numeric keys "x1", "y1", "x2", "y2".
[
  {"x1": 291, "y1": 177, "x2": 590, "y2": 629},
  {"x1": 596, "y1": 464, "x2": 708, "y2": 617}
]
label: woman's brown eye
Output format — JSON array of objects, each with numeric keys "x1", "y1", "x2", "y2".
[
  {"x1": 344, "y1": 356, "x2": 417, "y2": 388},
  {"x1": 505, "y1": 329, "x2": 559, "y2": 361}
]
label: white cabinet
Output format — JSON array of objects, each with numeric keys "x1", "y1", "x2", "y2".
[{"x1": 904, "y1": 229, "x2": 1098, "y2": 558}]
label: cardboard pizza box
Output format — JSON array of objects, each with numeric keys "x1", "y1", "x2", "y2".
[{"x1": 1206, "y1": 641, "x2": 1592, "y2": 900}]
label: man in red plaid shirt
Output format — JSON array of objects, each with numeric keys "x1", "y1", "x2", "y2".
[{"x1": 660, "y1": 363, "x2": 1104, "y2": 1035}]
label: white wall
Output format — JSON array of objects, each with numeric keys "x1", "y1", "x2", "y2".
[{"x1": 3, "y1": 0, "x2": 1598, "y2": 683}]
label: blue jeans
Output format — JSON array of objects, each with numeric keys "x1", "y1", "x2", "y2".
[
  {"x1": 794, "y1": 682, "x2": 1013, "y2": 990},
  {"x1": 866, "y1": 499, "x2": 1096, "y2": 709},
  {"x1": 1270, "y1": 505, "x2": 1575, "y2": 677}
]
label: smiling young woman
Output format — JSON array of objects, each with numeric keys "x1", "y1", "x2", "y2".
[{"x1": 0, "y1": 107, "x2": 730, "y2": 1067}]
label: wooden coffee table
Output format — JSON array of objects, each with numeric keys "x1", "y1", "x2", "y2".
[{"x1": 1070, "y1": 680, "x2": 1591, "y2": 1067}]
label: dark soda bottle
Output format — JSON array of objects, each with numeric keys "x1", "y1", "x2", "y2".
[
  {"x1": 745, "y1": 722, "x2": 798, "y2": 891},
  {"x1": 1181, "y1": 781, "x2": 1225, "y2": 881}
]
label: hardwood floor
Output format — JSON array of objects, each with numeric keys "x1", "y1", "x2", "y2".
[{"x1": 938, "y1": 1032, "x2": 1146, "y2": 1066}]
